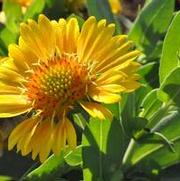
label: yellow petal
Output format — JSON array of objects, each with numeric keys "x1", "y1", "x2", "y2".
[
  {"x1": 78, "y1": 16, "x2": 115, "y2": 63},
  {"x1": 97, "y1": 50, "x2": 141, "y2": 73},
  {"x1": 80, "y1": 102, "x2": 112, "y2": 120},
  {"x1": 65, "y1": 18, "x2": 80, "y2": 53},
  {"x1": 55, "y1": 18, "x2": 66, "y2": 54},
  {"x1": 89, "y1": 89, "x2": 121, "y2": 104},
  {"x1": 38, "y1": 14, "x2": 56, "y2": 57},
  {"x1": 52, "y1": 121, "x2": 66, "y2": 156},
  {"x1": 0, "y1": 66, "x2": 25, "y2": 84},
  {"x1": 65, "y1": 118, "x2": 77, "y2": 149},
  {"x1": 77, "y1": 16, "x2": 97, "y2": 62},
  {"x1": 0, "y1": 83, "x2": 22, "y2": 95},
  {"x1": 96, "y1": 70, "x2": 126, "y2": 85},
  {"x1": 19, "y1": 120, "x2": 39, "y2": 156},
  {"x1": 0, "y1": 95, "x2": 32, "y2": 118},
  {"x1": 90, "y1": 84, "x2": 125, "y2": 93},
  {"x1": 93, "y1": 35, "x2": 127, "y2": 71},
  {"x1": 8, "y1": 44, "x2": 29, "y2": 71},
  {"x1": 8, "y1": 117, "x2": 38, "y2": 150},
  {"x1": 121, "y1": 78, "x2": 141, "y2": 92},
  {"x1": 20, "y1": 20, "x2": 49, "y2": 60},
  {"x1": 109, "y1": 0, "x2": 122, "y2": 14},
  {"x1": 39, "y1": 121, "x2": 54, "y2": 162}
]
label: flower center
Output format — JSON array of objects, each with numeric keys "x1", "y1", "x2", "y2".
[{"x1": 27, "y1": 55, "x2": 90, "y2": 117}]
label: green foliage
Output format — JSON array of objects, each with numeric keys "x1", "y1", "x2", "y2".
[
  {"x1": 25, "y1": 147, "x2": 82, "y2": 181},
  {"x1": 0, "y1": 176, "x2": 12, "y2": 181},
  {"x1": 23, "y1": 0, "x2": 46, "y2": 21},
  {"x1": 82, "y1": 118, "x2": 125, "y2": 181},
  {"x1": 0, "y1": 0, "x2": 180, "y2": 180},
  {"x1": 158, "y1": 67, "x2": 180, "y2": 107},
  {"x1": 159, "y1": 11, "x2": 180, "y2": 83},
  {"x1": 129, "y1": 0, "x2": 174, "y2": 60},
  {"x1": 3, "y1": 0, "x2": 23, "y2": 33},
  {"x1": 64, "y1": 146, "x2": 82, "y2": 166}
]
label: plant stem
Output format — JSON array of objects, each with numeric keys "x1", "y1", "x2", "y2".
[{"x1": 122, "y1": 139, "x2": 136, "y2": 170}]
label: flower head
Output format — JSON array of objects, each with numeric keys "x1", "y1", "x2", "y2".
[{"x1": 0, "y1": 15, "x2": 140, "y2": 162}]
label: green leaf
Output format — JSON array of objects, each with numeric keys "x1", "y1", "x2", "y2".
[
  {"x1": 159, "y1": 11, "x2": 180, "y2": 83},
  {"x1": 73, "y1": 113, "x2": 87, "y2": 130},
  {"x1": 23, "y1": 0, "x2": 45, "y2": 21},
  {"x1": 26, "y1": 151, "x2": 69, "y2": 181},
  {"x1": 123, "y1": 110, "x2": 180, "y2": 171},
  {"x1": 129, "y1": 0, "x2": 174, "y2": 56},
  {"x1": 0, "y1": 27, "x2": 18, "y2": 55},
  {"x1": 64, "y1": 145, "x2": 82, "y2": 166},
  {"x1": 82, "y1": 118, "x2": 125, "y2": 181},
  {"x1": 139, "y1": 89, "x2": 163, "y2": 127},
  {"x1": 3, "y1": 0, "x2": 23, "y2": 33},
  {"x1": 158, "y1": 67, "x2": 180, "y2": 107},
  {"x1": 0, "y1": 176, "x2": 12, "y2": 181},
  {"x1": 86, "y1": 0, "x2": 121, "y2": 34},
  {"x1": 139, "y1": 62, "x2": 159, "y2": 89}
]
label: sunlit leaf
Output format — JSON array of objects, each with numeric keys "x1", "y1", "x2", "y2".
[
  {"x1": 3, "y1": 0, "x2": 23, "y2": 33},
  {"x1": 64, "y1": 145, "x2": 82, "y2": 166},
  {"x1": 159, "y1": 11, "x2": 180, "y2": 83},
  {"x1": 23, "y1": 0, "x2": 45, "y2": 21},
  {"x1": 82, "y1": 118, "x2": 125, "y2": 181},
  {"x1": 158, "y1": 67, "x2": 180, "y2": 107},
  {"x1": 129, "y1": 0, "x2": 174, "y2": 57},
  {"x1": 123, "y1": 111, "x2": 180, "y2": 170}
]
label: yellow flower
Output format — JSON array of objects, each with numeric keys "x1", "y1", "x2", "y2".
[
  {"x1": 109, "y1": 0, "x2": 122, "y2": 14},
  {"x1": 13, "y1": 0, "x2": 32, "y2": 7},
  {"x1": 66, "y1": 0, "x2": 122, "y2": 14},
  {"x1": 0, "y1": 15, "x2": 140, "y2": 162}
]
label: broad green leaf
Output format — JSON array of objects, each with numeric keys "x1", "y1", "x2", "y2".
[
  {"x1": 123, "y1": 110, "x2": 180, "y2": 170},
  {"x1": 23, "y1": 0, "x2": 45, "y2": 21},
  {"x1": 159, "y1": 11, "x2": 180, "y2": 83},
  {"x1": 64, "y1": 145, "x2": 82, "y2": 166},
  {"x1": 82, "y1": 118, "x2": 125, "y2": 181},
  {"x1": 129, "y1": 0, "x2": 174, "y2": 56},
  {"x1": 86, "y1": 0, "x2": 121, "y2": 34},
  {"x1": 3, "y1": 0, "x2": 23, "y2": 33},
  {"x1": 26, "y1": 151, "x2": 68, "y2": 181},
  {"x1": 158, "y1": 67, "x2": 180, "y2": 107}
]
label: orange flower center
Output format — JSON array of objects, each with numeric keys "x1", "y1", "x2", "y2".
[{"x1": 27, "y1": 55, "x2": 90, "y2": 117}]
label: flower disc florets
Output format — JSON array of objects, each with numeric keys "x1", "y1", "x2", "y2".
[{"x1": 27, "y1": 55, "x2": 90, "y2": 117}]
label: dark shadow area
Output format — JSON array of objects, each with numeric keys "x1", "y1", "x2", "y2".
[{"x1": 0, "y1": 150, "x2": 36, "y2": 180}]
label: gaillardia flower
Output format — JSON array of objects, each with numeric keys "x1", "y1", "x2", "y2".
[{"x1": 0, "y1": 15, "x2": 140, "y2": 162}]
